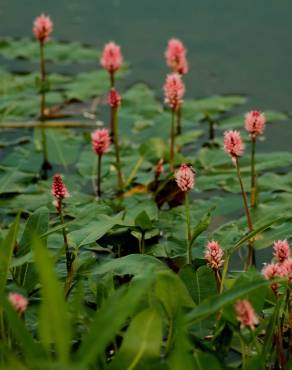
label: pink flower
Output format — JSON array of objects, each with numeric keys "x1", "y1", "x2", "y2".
[
  {"x1": 8, "y1": 293, "x2": 28, "y2": 314},
  {"x1": 273, "y1": 240, "x2": 290, "y2": 263},
  {"x1": 262, "y1": 262, "x2": 287, "y2": 294},
  {"x1": 205, "y1": 241, "x2": 224, "y2": 270},
  {"x1": 154, "y1": 159, "x2": 164, "y2": 180},
  {"x1": 107, "y1": 88, "x2": 121, "y2": 108},
  {"x1": 51, "y1": 174, "x2": 69, "y2": 200},
  {"x1": 33, "y1": 14, "x2": 53, "y2": 42},
  {"x1": 245, "y1": 111, "x2": 266, "y2": 139},
  {"x1": 175, "y1": 164, "x2": 195, "y2": 192},
  {"x1": 100, "y1": 42, "x2": 123, "y2": 74},
  {"x1": 91, "y1": 129, "x2": 111, "y2": 156},
  {"x1": 165, "y1": 38, "x2": 188, "y2": 75},
  {"x1": 164, "y1": 73, "x2": 185, "y2": 110},
  {"x1": 235, "y1": 299, "x2": 258, "y2": 330},
  {"x1": 223, "y1": 130, "x2": 245, "y2": 158},
  {"x1": 282, "y1": 258, "x2": 292, "y2": 283}
]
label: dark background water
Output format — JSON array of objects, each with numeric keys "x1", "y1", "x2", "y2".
[{"x1": 0, "y1": 0, "x2": 292, "y2": 149}]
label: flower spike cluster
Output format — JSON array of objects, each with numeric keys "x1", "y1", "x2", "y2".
[
  {"x1": 33, "y1": 14, "x2": 53, "y2": 42},
  {"x1": 235, "y1": 299, "x2": 258, "y2": 330},
  {"x1": 91, "y1": 129, "x2": 111, "y2": 156},
  {"x1": 165, "y1": 38, "x2": 188, "y2": 75},
  {"x1": 262, "y1": 239, "x2": 292, "y2": 294},
  {"x1": 245, "y1": 110, "x2": 266, "y2": 139},
  {"x1": 175, "y1": 164, "x2": 195, "y2": 192},
  {"x1": 223, "y1": 130, "x2": 245, "y2": 159},
  {"x1": 164, "y1": 73, "x2": 185, "y2": 110},
  {"x1": 51, "y1": 174, "x2": 70, "y2": 211},
  {"x1": 107, "y1": 88, "x2": 122, "y2": 108},
  {"x1": 8, "y1": 293, "x2": 28, "y2": 314},
  {"x1": 205, "y1": 241, "x2": 224, "y2": 270},
  {"x1": 100, "y1": 42, "x2": 123, "y2": 74}
]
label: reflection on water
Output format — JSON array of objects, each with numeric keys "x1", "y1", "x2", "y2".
[{"x1": 0, "y1": 0, "x2": 292, "y2": 149}]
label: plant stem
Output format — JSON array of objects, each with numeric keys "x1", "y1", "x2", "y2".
[
  {"x1": 220, "y1": 254, "x2": 230, "y2": 294},
  {"x1": 239, "y1": 335, "x2": 247, "y2": 370},
  {"x1": 176, "y1": 105, "x2": 182, "y2": 135},
  {"x1": 185, "y1": 192, "x2": 192, "y2": 265},
  {"x1": 110, "y1": 71, "x2": 115, "y2": 88},
  {"x1": 250, "y1": 138, "x2": 258, "y2": 208},
  {"x1": 286, "y1": 288, "x2": 292, "y2": 359},
  {"x1": 140, "y1": 231, "x2": 145, "y2": 254},
  {"x1": 207, "y1": 115, "x2": 215, "y2": 141},
  {"x1": 96, "y1": 154, "x2": 102, "y2": 198},
  {"x1": 58, "y1": 202, "x2": 74, "y2": 296},
  {"x1": 169, "y1": 108, "x2": 176, "y2": 172},
  {"x1": 235, "y1": 157, "x2": 255, "y2": 268},
  {"x1": 39, "y1": 40, "x2": 51, "y2": 179},
  {"x1": 214, "y1": 269, "x2": 222, "y2": 293},
  {"x1": 112, "y1": 107, "x2": 124, "y2": 191}
]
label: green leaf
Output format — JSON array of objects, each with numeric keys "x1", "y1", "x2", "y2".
[
  {"x1": 76, "y1": 273, "x2": 154, "y2": 367},
  {"x1": 0, "y1": 213, "x2": 20, "y2": 297},
  {"x1": 32, "y1": 237, "x2": 71, "y2": 364},
  {"x1": 135, "y1": 211, "x2": 153, "y2": 231},
  {"x1": 108, "y1": 308, "x2": 162, "y2": 370},
  {"x1": 190, "y1": 207, "x2": 214, "y2": 247}
]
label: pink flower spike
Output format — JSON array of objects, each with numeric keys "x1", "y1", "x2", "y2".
[
  {"x1": 51, "y1": 174, "x2": 70, "y2": 200},
  {"x1": 235, "y1": 299, "x2": 258, "y2": 330},
  {"x1": 164, "y1": 73, "x2": 185, "y2": 110},
  {"x1": 8, "y1": 293, "x2": 28, "y2": 314},
  {"x1": 245, "y1": 110, "x2": 266, "y2": 139},
  {"x1": 205, "y1": 241, "x2": 224, "y2": 270},
  {"x1": 91, "y1": 129, "x2": 111, "y2": 156},
  {"x1": 223, "y1": 130, "x2": 245, "y2": 159},
  {"x1": 107, "y1": 88, "x2": 121, "y2": 108},
  {"x1": 283, "y1": 258, "x2": 292, "y2": 284},
  {"x1": 273, "y1": 240, "x2": 290, "y2": 263},
  {"x1": 175, "y1": 164, "x2": 195, "y2": 192},
  {"x1": 165, "y1": 38, "x2": 188, "y2": 75},
  {"x1": 100, "y1": 42, "x2": 123, "y2": 74},
  {"x1": 33, "y1": 14, "x2": 53, "y2": 42}
]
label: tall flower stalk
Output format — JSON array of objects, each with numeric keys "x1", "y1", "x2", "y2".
[
  {"x1": 175, "y1": 164, "x2": 195, "y2": 264},
  {"x1": 108, "y1": 88, "x2": 124, "y2": 190},
  {"x1": 223, "y1": 130, "x2": 255, "y2": 268},
  {"x1": 164, "y1": 73, "x2": 185, "y2": 171},
  {"x1": 100, "y1": 42, "x2": 123, "y2": 136},
  {"x1": 244, "y1": 111, "x2": 266, "y2": 208},
  {"x1": 33, "y1": 14, "x2": 53, "y2": 179},
  {"x1": 165, "y1": 38, "x2": 188, "y2": 135},
  {"x1": 51, "y1": 174, "x2": 73, "y2": 296},
  {"x1": 91, "y1": 128, "x2": 111, "y2": 198}
]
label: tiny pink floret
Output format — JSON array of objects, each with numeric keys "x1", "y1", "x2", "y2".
[
  {"x1": 245, "y1": 110, "x2": 266, "y2": 139},
  {"x1": 235, "y1": 299, "x2": 258, "y2": 330},
  {"x1": 205, "y1": 240, "x2": 224, "y2": 270},
  {"x1": 100, "y1": 42, "x2": 123, "y2": 73},
  {"x1": 8, "y1": 293, "x2": 28, "y2": 314},
  {"x1": 33, "y1": 14, "x2": 53, "y2": 42},
  {"x1": 107, "y1": 88, "x2": 121, "y2": 108},
  {"x1": 273, "y1": 240, "x2": 290, "y2": 263},
  {"x1": 175, "y1": 164, "x2": 195, "y2": 192},
  {"x1": 165, "y1": 38, "x2": 188, "y2": 75},
  {"x1": 91, "y1": 128, "x2": 111, "y2": 156},
  {"x1": 223, "y1": 130, "x2": 245, "y2": 158},
  {"x1": 164, "y1": 73, "x2": 185, "y2": 110}
]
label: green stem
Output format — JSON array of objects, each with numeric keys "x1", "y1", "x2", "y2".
[
  {"x1": 96, "y1": 154, "x2": 102, "y2": 198},
  {"x1": 112, "y1": 107, "x2": 124, "y2": 191},
  {"x1": 214, "y1": 269, "x2": 222, "y2": 293},
  {"x1": 169, "y1": 109, "x2": 176, "y2": 172},
  {"x1": 220, "y1": 254, "x2": 229, "y2": 294},
  {"x1": 110, "y1": 71, "x2": 115, "y2": 88},
  {"x1": 176, "y1": 105, "x2": 182, "y2": 135},
  {"x1": 59, "y1": 202, "x2": 73, "y2": 296},
  {"x1": 140, "y1": 231, "x2": 145, "y2": 254},
  {"x1": 185, "y1": 192, "x2": 192, "y2": 265},
  {"x1": 39, "y1": 40, "x2": 50, "y2": 178},
  {"x1": 251, "y1": 138, "x2": 257, "y2": 208},
  {"x1": 239, "y1": 335, "x2": 247, "y2": 370},
  {"x1": 235, "y1": 157, "x2": 255, "y2": 269}
]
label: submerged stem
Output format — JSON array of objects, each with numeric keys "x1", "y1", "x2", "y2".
[{"x1": 185, "y1": 192, "x2": 192, "y2": 265}]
